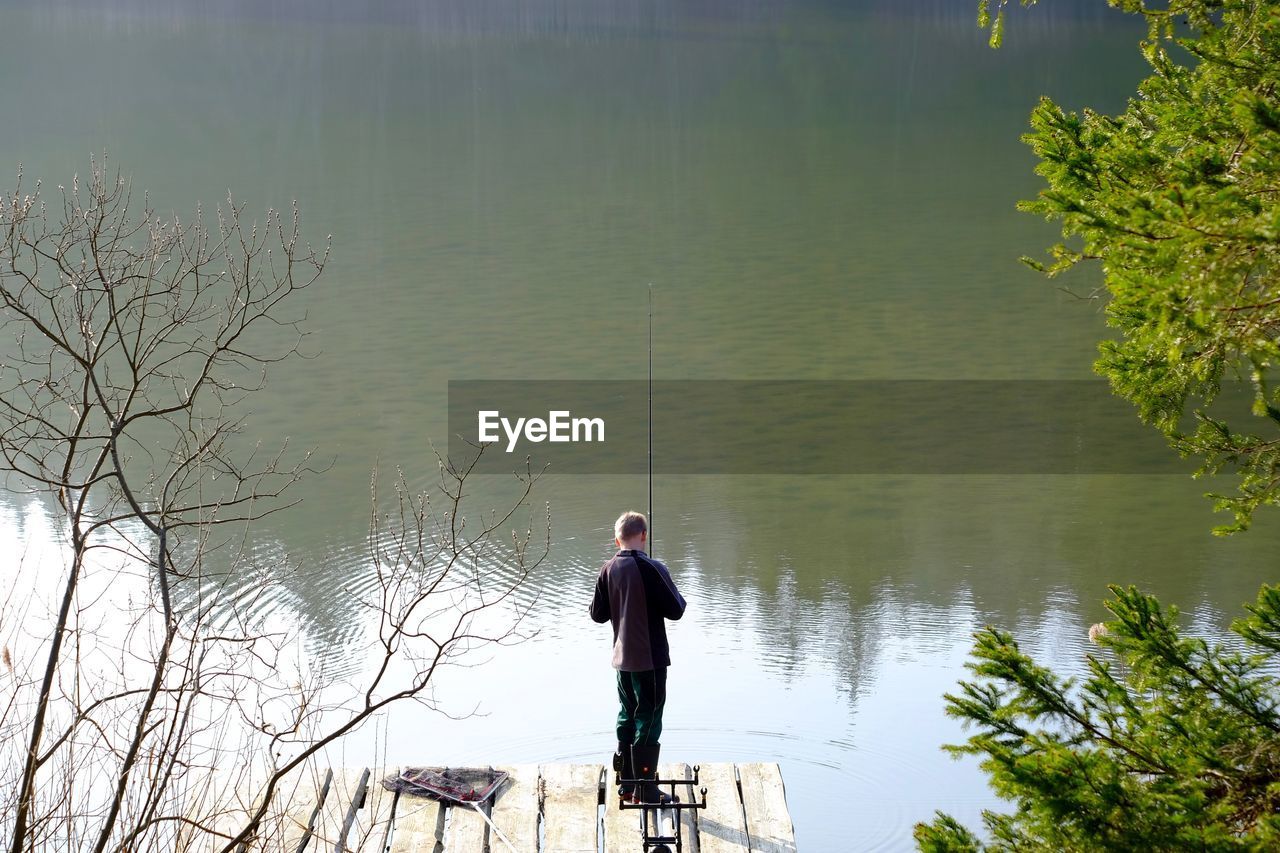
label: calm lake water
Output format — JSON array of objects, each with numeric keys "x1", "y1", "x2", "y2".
[{"x1": 3, "y1": 1, "x2": 1279, "y2": 849}]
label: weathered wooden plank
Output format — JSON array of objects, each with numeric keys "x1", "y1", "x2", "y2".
[
  {"x1": 185, "y1": 761, "x2": 792, "y2": 853},
  {"x1": 541, "y1": 763, "x2": 602, "y2": 853},
  {"x1": 310, "y1": 767, "x2": 370, "y2": 851},
  {"x1": 601, "y1": 759, "x2": 643, "y2": 853},
  {"x1": 692, "y1": 763, "x2": 749, "y2": 853},
  {"x1": 441, "y1": 801, "x2": 488, "y2": 853},
  {"x1": 178, "y1": 764, "x2": 260, "y2": 851},
  {"x1": 339, "y1": 769, "x2": 374, "y2": 850},
  {"x1": 388, "y1": 786, "x2": 444, "y2": 853},
  {"x1": 292, "y1": 767, "x2": 337, "y2": 851},
  {"x1": 286, "y1": 766, "x2": 336, "y2": 851},
  {"x1": 489, "y1": 765, "x2": 539, "y2": 853},
  {"x1": 316, "y1": 766, "x2": 398, "y2": 853},
  {"x1": 663, "y1": 763, "x2": 700, "y2": 853},
  {"x1": 737, "y1": 763, "x2": 796, "y2": 853},
  {"x1": 181, "y1": 763, "x2": 330, "y2": 852}
]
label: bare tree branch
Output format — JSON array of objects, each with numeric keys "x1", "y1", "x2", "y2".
[{"x1": 0, "y1": 159, "x2": 546, "y2": 852}]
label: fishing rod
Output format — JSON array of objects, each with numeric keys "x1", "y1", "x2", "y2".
[{"x1": 648, "y1": 283, "x2": 653, "y2": 556}]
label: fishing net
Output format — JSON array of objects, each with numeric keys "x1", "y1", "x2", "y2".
[{"x1": 381, "y1": 766, "x2": 508, "y2": 804}]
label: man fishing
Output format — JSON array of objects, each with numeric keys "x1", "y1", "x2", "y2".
[{"x1": 590, "y1": 510, "x2": 687, "y2": 805}]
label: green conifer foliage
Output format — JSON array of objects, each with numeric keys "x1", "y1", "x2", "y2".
[
  {"x1": 914, "y1": 4, "x2": 1280, "y2": 849},
  {"x1": 996, "y1": 0, "x2": 1280, "y2": 533},
  {"x1": 916, "y1": 585, "x2": 1280, "y2": 850}
]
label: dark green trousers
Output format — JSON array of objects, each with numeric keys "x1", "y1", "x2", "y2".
[{"x1": 616, "y1": 667, "x2": 667, "y2": 746}]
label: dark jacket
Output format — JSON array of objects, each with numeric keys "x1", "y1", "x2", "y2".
[{"x1": 590, "y1": 548, "x2": 687, "y2": 671}]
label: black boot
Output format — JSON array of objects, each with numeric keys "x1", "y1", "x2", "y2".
[
  {"x1": 613, "y1": 742, "x2": 636, "y2": 801},
  {"x1": 630, "y1": 743, "x2": 679, "y2": 805}
]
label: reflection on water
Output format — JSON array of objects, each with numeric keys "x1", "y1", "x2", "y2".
[{"x1": 2, "y1": 1, "x2": 1277, "y2": 848}]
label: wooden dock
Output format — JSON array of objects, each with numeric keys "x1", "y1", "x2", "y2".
[{"x1": 179, "y1": 762, "x2": 796, "y2": 852}]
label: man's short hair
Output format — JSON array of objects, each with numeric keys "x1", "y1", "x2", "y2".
[{"x1": 615, "y1": 511, "x2": 648, "y2": 541}]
